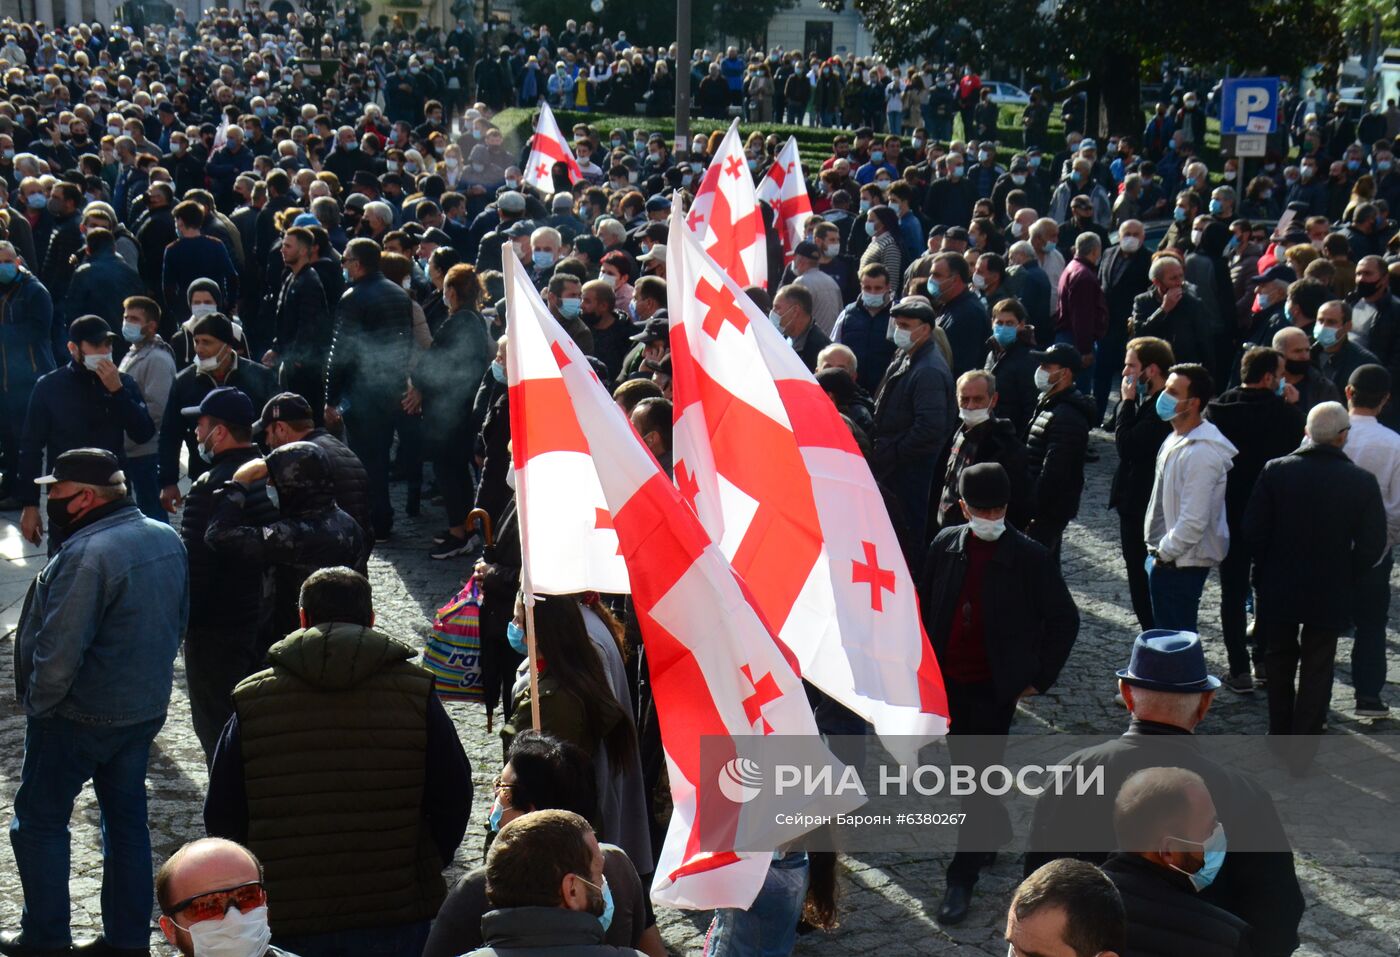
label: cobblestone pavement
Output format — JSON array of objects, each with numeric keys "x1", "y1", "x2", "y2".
[{"x1": 0, "y1": 429, "x2": 1397, "y2": 955}]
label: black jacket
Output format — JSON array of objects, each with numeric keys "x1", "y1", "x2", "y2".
[
  {"x1": 984, "y1": 327, "x2": 1039, "y2": 436},
  {"x1": 159, "y1": 360, "x2": 278, "y2": 487},
  {"x1": 1244, "y1": 443, "x2": 1387, "y2": 630},
  {"x1": 792, "y1": 321, "x2": 832, "y2": 373},
  {"x1": 1099, "y1": 244, "x2": 1152, "y2": 339},
  {"x1": 1204, "y1": 387, "x2": 1304, "y2": 527},
  {"x1": 1026, "y1": 719, "x2": 1304, "y2": 957},
  {"x1": 1131, "y1": 288, "x2": 1212, "y2": 367},
  {"x1": 1312, "y1": 338, "x2": 1378, "y2": 394},
  {"x1": 181, "y1": 445, "x2": 279, "y2": 631},
  {"x1": 272, "y1": 264, "x2": 333, "y2": 367},
  {"x1": 1024, "y1": 386, "x2": 1097, "y2": 527},
  {"x1": 932, "y1": 415, "x2": 1030, "y2": 537},
  {"x1": 1109, "y1": 391, "x2": 1173, "y2": 517},
  {"x1": 1101, "y1": 853, "x2": 1253, "y2": 957},
  {"x1": 1347, "y1": 291, "x2": 1400, "y2": 428},
  {"x1": 303, "y1": 428, "x2": 373, "y2": 568},
  {"x1": 937, "y1": 289, "x2": 991, "y2": 377},
  {"x1": 418, "y1": 309, "x2": 493, "y2": 447},
  {"x1": 325, "y1": 271, "x2": 414, "y2": 407},
  {"x1": 205, "y1": 441, "x2": 367, "y2": 646},
  {"x1": 919, "y1": 523, "x2": 1078, "y2": 705},
  {"x1": 871, "y1": 339, "x2": 957, "y2": 518}
]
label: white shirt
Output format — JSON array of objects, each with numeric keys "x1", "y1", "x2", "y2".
[{"x1": 1345, "y1": 412, "x2": 1400, "y2": 549}]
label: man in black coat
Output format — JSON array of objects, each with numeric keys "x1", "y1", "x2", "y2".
[
  {"x1": 922, "y1": 154, "x2": 976, "y2": 229},
  {"x1": 1025, "y1": 630, "x2": 1306, "y2": 957},
  {"x1": 930, "y1": 369, "x2": 1029, "y2": 540},
  {"x1": 1130, "y1": 255, "x2": 1212, "y2": 368},
  {"x1": 266, "y1": 226, "x2": 332, "y2": 418},
  {"x1": 1096, "y1": 220, "x2": 1153, "y2": 419},
  {"x1": 257, "y1": 393, "x2": 373, "y2": 570},
  {"x1": 1312, "y1": 299, "x2": 1379, "y2": 394},
  {"x1": 1006, "y1": 247, "x2": 1054, "y2": 348},
  {"x1": 1023, "y1": 342, "x2": 1097, "y2": 559},
  {"x1": 931, "y1": 252, "x2": 990, "y2": 377},
  {"x1": 1348, "y1": 255, "x2": 1400, "y2": 429},
  {"x1": 1245, "y1": 400, "x2": 1387, "y2": 736},
  {"x1": 1104, "y1": 767, "x2": 1251, "y2": 957},
  {"x1": 1205, "y1": 346, "x2": 1305, "y2": 690},
  {"x1": 324, "y1": 238, "x2": 414, "y2": 539},
  {"x1": 177, "y1": 388, "x2": 280, "y2": 760},
  {"x1": 983, "y1": 303, "x2": 1039, "y2": 437},
  {"x1": 158, "y1": 314, "x2": 277, "y2": 513},
  {"x1": 919, "y1": 463, "x2": 1078, "y2": 925},
  {"x1": 1110, "y1": 336, "x2": 1175, "y2": 631}
]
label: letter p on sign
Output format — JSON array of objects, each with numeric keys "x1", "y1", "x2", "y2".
[{"x1": 1235, "y1": 87, "x2": 1268, "y2": 119}]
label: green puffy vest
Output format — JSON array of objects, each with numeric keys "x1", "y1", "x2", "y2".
[{"x1": 232, "y1": 623, "x2": 445, "y2": 935}]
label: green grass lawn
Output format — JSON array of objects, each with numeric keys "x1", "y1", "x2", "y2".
[{"x1": 494, "y1": 104, "x2": 1228, "y2": 176}]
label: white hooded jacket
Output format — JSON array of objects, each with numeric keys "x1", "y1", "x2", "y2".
[{"x1": 1144, "y1": 418, "x2": 1237, "y2": 567}]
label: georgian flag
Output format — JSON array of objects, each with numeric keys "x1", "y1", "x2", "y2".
[
  {"x1": 521, "y1": 101, "x2": 583, "y2": 193},
  {"x1": 686, "y1": 118, "x2": 768, "y2": 290},
  {"x1": 755, "y1": 136, "x2": 813, "y2": 265}
]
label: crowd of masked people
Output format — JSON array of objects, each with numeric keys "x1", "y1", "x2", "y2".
[{"x1": 1, "y1": 5, "x2": 1397, "y2": 957}]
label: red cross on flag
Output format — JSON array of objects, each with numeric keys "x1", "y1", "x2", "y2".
[
  {"x1": 665, "y1": 208, "x2": 950, "y2": 764},
  {"x1": 687, "y1": 118, "x2": 768, "y2": 290},
  {"x1": 754, "y1": 136, "x2": 813, "y2": 265},
  {"x1": 521, "y1": 101, "x2": 584, "y2": 194},
  {"x1": 503, "y1": 249, "x2": 830, "y2": 911}
]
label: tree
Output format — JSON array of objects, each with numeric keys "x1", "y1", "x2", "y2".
[
  {"x1": 825, "y1": 0, "x2": 1342, "y2": 136},
  {"x1": 516, "y1": 0, "x2": 795, "y2": 48}
]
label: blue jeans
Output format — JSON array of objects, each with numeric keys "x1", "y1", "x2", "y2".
[
  {"x1": 10, "y1": 714, "x2": 165, "y2": 949},
  {"x1": 275, "y1": 920, "x2": 431, "y2": 957},
  {"x1": 124, "y1": 453, "x2": 167, "y2": 523},
  {"x1": 1146, "y1": 556, "x2": 1211, "y2": 633},
  {"x1": 705, "y1": 853, "x2": 809, "y2": 957},
  {"x1": 1054, "y1": 332, "x2": 1097, "y2": 407},
  {"x1": 1351, "y1": 550, "x2": 1393, "y2": 699},
  {"x1": 887, "y1": 110, "x2": 903, "y2": 134}
]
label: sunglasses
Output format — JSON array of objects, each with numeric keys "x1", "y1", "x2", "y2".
[{"x1": 163, "y1": 880, "x2": 266, "y2": 926}]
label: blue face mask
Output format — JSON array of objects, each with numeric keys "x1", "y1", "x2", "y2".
[
  {"x1": 926, "y1": 276, "x2": 942, "y2": 299},
  {"x1": 1155, "y1": 389, "x2": 1180, "y2": 421},
  {"x1": 1043, "y1": 240, "x2": 1056, "y2": 255},
  {"x1": 576, "y1": 876, "x2": 614, "y2": 932},
  {"x1": 1208, "y1": 199, "x2": 1223, "y2": 215},
  {"x1": 1315, "y1": 323, "x2": 1339, "y2": 347},
  {"x1": 992, "y1": 323, "x2": 1017, "y2": 346},
  {"x1": 121, "y1": 321, "x2": 143, "y2": 343},
  {"x1": 265, "y1": 484, "x2": 280, "y2": 512},
  {"x1": 1070, "y1": 170, "x2": 1081, "y2": 184},
  {"x1": 1173, "y1": 206, "x2": 1187, "y2": 222},
  {"x1": 1347, "y1": 159, "x2": 1360, "y2": 171},
  {"x1": 342, "y1": 267, "x2": 353, "y2": 285},
  {"x1": 860, "y1": 291, "x2": 886, "y2": 310},
  {"x1": 560, "y1": 297, "x2": 582, "y2": 319},
  {"x1": 864, "y1": 219, "x2": 875, "y2": 236},
  {"x1": 491, "y1": 360, "x2": 506, "y2": 384},
  {"x1": 532, "y1": 250, "x2": 554, "y2": 269},
  {"x1": 1274, "y1": 376, "x2": 1286, "y2": 396},
  {"x1": 0, "y1": 262, "x2": 17, "y2": 283},
  {"x1": 1255, "y1": 292, "x2": 1271, "y2": 310},
  {"x1": 506, "y1": 620, "x2": 527, "y2": 655},
  {"x1": 1185, "y1": 176, "x2": 1197, "y2": 187},
  {"x1": 488, "y1": 799, "x2": 506, "y2": 833},
  {"x1": 1168, "y1": 823, "x2": 1227, "y2": 892},
  {"x1": 870, "y1": 150, "x2": 884, "y2": 163}
]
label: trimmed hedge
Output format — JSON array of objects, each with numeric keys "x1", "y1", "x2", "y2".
[{"x1": 493, "y1": 103, "x2": 1225, "y2": 175}]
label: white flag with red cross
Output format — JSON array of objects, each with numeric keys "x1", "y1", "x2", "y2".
[
  {"x1": 754, "y1": 136, "x2": 813, "y2": 265},
  {"x1": 521, "y1": 101, "x2": 583, "y2": 193},
  {"x1": 686, "y1": 119, "x2": 768, "y2": 290},
  {"x1": 665, "y1": 208, "x2": 950, "y2": 764},
  {"x1": 503, "y1": 250, "x2": 833, "y2": 911}
]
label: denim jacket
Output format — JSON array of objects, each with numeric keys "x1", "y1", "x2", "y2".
[{"x1": 15, "y1": 503, "x2": 188, "y2": 725}]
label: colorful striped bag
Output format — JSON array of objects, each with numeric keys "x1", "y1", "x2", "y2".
[{"x1": 422, "y1": 577, "x2": 485, "y2": 701}]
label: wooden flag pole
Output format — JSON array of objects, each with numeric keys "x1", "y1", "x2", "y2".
[{"x1": 524, "y1": 592, "x2": 541, "y2": 731}]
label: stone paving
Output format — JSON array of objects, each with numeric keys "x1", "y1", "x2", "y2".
[{"x1": 0, "y1": 428, "x2": 1397, "y2": 955}]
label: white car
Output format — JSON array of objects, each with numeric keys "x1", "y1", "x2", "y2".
[{"x1": 984, "y1": 81, "x2": 1031, "y2": 106}]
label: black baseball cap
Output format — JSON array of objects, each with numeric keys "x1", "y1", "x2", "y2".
[
  {"x1": 629, "y1": 314, "x2": 670, "y2": 343},
  {"x1": 255, "y1": 392, "x2": 314, "y2": 435},
  {"x1": 1029, "y1": 342, "x2": 1083, "y2": 368},
  {"x1": 793, "y1": 240, "x2": 822, "y2": 260},
  {"x1": 35, "y1": 447, "x2": 125, "y2": 487},
  {"x1": 69, "y1": 316, "x2": 116, "y2": 345},
  {"x1": 181, "y1": 386, "x2": 257, "y2": 426}
]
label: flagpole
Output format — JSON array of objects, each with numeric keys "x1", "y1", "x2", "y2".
[{"x1": 524, "y1": 590, "x2": 542, "y2": 731}]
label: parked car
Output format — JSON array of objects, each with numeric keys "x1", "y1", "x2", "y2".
[{"x1": 984, "y1": 81, "x2": 1031, "y2": 106}]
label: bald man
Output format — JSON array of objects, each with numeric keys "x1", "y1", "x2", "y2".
[{"x1": 156, "y1": 838, "x2": 288, "y2": 957}]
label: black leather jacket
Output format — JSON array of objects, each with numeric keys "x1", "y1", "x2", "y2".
[{"x1": 324, "y1": 270, "x2": 413, "y2": 407}]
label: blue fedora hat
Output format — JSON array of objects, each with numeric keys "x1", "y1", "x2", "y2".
[{"x1": 1115, "y1": 630, "x2": 1221, "y2": 693}]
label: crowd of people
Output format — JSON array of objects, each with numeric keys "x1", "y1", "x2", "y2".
[{"x1": 1, "y1": 5, "x2": 1398, "y2": 957}]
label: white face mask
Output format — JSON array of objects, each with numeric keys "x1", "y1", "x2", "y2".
[
  {"x1": 1034, "y1": 367, "x2": 1055, "y2": 392},
  {"x1": 191, "y1": 303, "x2": 218, "y2": 319},
  {"x1": 82, "y1": 352, "x2": 109, "y2": 371},
  {"x1": 197, "y1": 352, "x2": 223, "y2": 373},
  {"x1": 958, "y1": 407, "x2": 991, "y2": 427},
  {"x1": 185, "y1": 905, "x2": 272, "y2": 957},
  {"x1": 1120, "y1": 235, "x2": 1141, "y2": 254},
  {"x1": 504, "y1": 466, "x2": 517, "y2": 491},
  {"x1": 967, "y1": 514, "x2": 1006, "y2": 541}
]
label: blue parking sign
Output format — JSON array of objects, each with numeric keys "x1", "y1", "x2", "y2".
[{"x1": 1220, "y1": 77, "x2": 1280, "y2": 135}]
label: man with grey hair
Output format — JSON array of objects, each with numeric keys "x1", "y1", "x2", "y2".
[
  {"x1": 1053, "y1": 231, "x2": 1108, "y2": 395},
  {"x1": 7, "y1": 447, "x2": 188, "y2": 957},
  {"x1": 1245, "y1": 400, "x2": 1387, "y2": 736},
  {"x1": 361, "y1": 200, "x2": 395, "y2": 243},
  {"x1": 1312, "y1": 299, "x2": 1378, "y2": 392},
  {"x1": 1133, "y1": 255, "x2": 1211, "y2": 368},
  {"x1": 1005, "y1": 239, "x2": 1053, "y2": 347}
]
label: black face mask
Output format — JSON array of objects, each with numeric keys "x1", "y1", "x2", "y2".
[
  {"x1": 46, "y1": 493, "x2": 79, "y2": 532},
  {"x1": 1285, "y1": 358, "x2": 1313, "y2": 376},
  {"x1": 1356, "y1": 279, "x2": 1382, "y2": 299}
]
